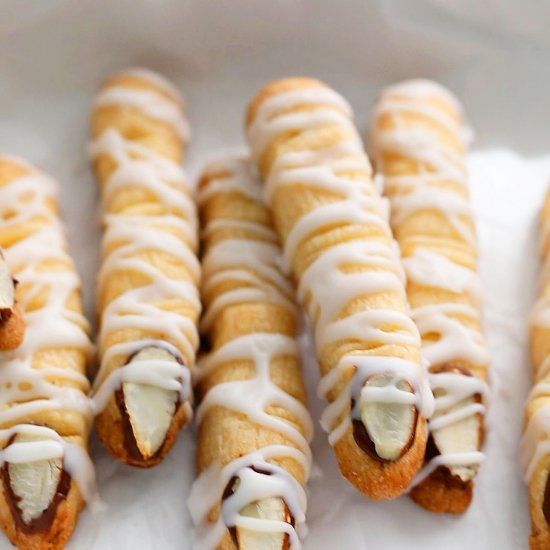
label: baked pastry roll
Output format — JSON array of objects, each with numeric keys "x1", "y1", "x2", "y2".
[
  {"x1": 246, "y1": 78, "x2": 433, "y2": 500},
  {"x1": 189, "y1": 157, "x2": 312, "y2": 549},
  {"x1": 370, "y1": 80, "x2": 490, "y2": 513},
  {"x1": 0, "y1": 155, "x2": 95, "y2": 550},
  {"x1": 90, "y1": 68, "x2": 200, "y2": 467},
  {"x1": 522, "y1": 184, "x2": 550, "y2": 549}
]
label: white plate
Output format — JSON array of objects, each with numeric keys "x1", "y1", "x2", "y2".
[{"x1": 0, "y1": 1, "x2": 547, "y2": 548}]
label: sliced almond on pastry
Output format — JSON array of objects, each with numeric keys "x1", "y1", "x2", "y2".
[
  {"x1": 0, "y1": 255, "x2": 15, "y2": 323},
  {"x1": 359, "y1": 374, "x2": 417, "y2": 461},
  {"x1": 5, "y1": 432, "x2": 67, "y2": 529},
  {"x1": 430, "y1": 393, "x2": 482, "y2": 482},
  {"x1": 236, "y1": 496, "x2": 292, "y2": 550},
  {"x1": 122, "y1": 346, "x2": 180, "y2": 459}
]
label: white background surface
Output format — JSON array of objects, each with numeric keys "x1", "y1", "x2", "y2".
[{"x1": 0, "y1": 1, "x2": 549, "y2": 548}]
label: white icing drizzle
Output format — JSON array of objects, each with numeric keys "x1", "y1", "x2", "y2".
[
  {"x1": 412, "y1": 303, "x2": 489, "y2": 367},
  {"x1": 191, "y1": 158, "x2": 312, "y2": 549},
  {"x1": 249, "y1": 88, "x2": 354, "y2": 161},
  {"x1": 94, "y1": 67, "x2": 190, "y2": 141},
  {"x1": 89, "y1": 71, "x2": 199, "y2": 422},
  {"x1": 189, "y1": 446, "x2": 308, "y2": 550},
  {"x1": 200, "y1": 239, "x2": 295, "y2": 334},
  {"x1": 247, "y1": 84, "x2": 432, "y2": 446},
  {"x1": 318, "y1": 356, "x2": 433, "y2": 446},
  {"x1": 371, "y1": 80, "x2": 475, "y2": 249},
  {"x1": 370, "y1": 80, "x2": 490, "y2": 481},
  {"x1": 403, "y1": 249, "x2": 482, "y2": 304},
  {"x1": 92, "y1": 340, "x2": 191, "y2": 419},
  {"x1": 90, "y1": 130, "x2": 197, "y2": 235},
  {"x1": 428, "y1": 372, "x2": 487, "y2": 432},
  {"x1": 374, "y1": 79, "x2": 474, "y2": 146},
  {"x1": 196, "y1": 334, "x2": 313, "y2": 458},
  {"x1": 121, "y1": 67, "x2": 184, "y2": 104},
  {"x1": 380, "y1": 79, "x2": 464, "y2": 114},
  {"x1": 202, "y1": 218, "x2": 278, "y2": 241},
  {"x1": 198, "y1": 157, "x2": 266, "y2": 204},
  {"x1": 0, "y1": 155, "x2": 97, "y2": 503}
]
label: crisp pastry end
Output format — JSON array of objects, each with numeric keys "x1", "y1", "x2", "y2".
[{"x1": 409, "y1": 465, "x2": 473, "y2": 514}]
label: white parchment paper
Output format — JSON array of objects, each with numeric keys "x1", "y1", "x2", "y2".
[{"x1": 1, "y1": 1, "x2": 549, "y2": 548}]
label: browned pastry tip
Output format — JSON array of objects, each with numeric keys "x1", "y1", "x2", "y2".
[
  {"x1": 0, "y1": 301, "x2": 25, "y2": 350},
  {"x1": 409, "y1": 469, "x2": 473, "y2": 514},
  {"x1": 0, "y1": 484, "x2": 83, "y2": 550},
  {"x1": 0, "y1": 454, "x2": 84, "y2": 550},
  {"x1": 95, "y1": 393, "x2": 190, "y2": 468},
  {"x1": 334, "y1": 416, "x2": 427, "y2": 500},
  {"x1": 0, "y1": 249, "x2": 24, "y2": 350}
]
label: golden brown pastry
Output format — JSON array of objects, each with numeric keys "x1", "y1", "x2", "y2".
[
  {"x1": 188, "y1": 157, "x2": 312, "y2": 550},
  {"x1": 89, "y1": 68, "x2": 200, "y2": 467},
  {"x1": 522, "y1": 184, "x2": 550, "y2": 549},
  {"x1": 370, "y1": 79, "x2": 490, "y2": 513},
  {"x1": 245, "y1": 77, "x2": 433, "y2": 500},
  {"x1": 0, "y1": 249, "x2": 24, "y2": 350},
  {"x1": 0, "y1": 155, "x2": 95, "y2": 550}
]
